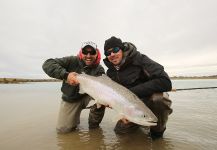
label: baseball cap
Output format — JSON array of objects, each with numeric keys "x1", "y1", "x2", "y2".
[{"x1": 81, "y1": 41, "x2": 97, "y2": 50}]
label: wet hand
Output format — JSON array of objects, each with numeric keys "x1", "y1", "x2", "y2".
[
  {"x1": 121, "y1": 118, "x2": 130, "y2": 124},
  {"x1": 67, "y1": 72, "x2": 79, "y2": 86}
]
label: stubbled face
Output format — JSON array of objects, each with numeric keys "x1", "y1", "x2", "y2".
[
  {"x1": 107, "y1": 48, "x2": 123, "y2": 65},
  {"x1": 82, "y1": 47, "x2": 97, "y2": 66}
]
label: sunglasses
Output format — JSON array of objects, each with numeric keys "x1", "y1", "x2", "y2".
[
  {"x1": 82, "y1": 49, "x2": 97, "y2": 55},
  {"x1": 104, "y1": 47, "x2": 121, "y2": 56}
]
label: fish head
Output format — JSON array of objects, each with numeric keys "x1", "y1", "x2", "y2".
[
  {"x1": 129, "y1": 115, "x2": 158, "y2": 126},
  {"x1": 124, "y1": 105, "x2": 158, "y2": 126}
]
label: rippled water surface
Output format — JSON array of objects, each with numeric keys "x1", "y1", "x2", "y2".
[{"x1": 0, "y1": 80, "x2": 217, "y2": 150}]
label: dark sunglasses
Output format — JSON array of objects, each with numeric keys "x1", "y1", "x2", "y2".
[
  {"x1": 82, "y1": 49, "x2": 97, "y2": 55},
  {"x1": 104, "y1": 47, "x2": 121, "y2": 56}
]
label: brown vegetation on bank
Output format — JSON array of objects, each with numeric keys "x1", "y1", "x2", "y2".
[{"x1": 0, "y1": 78, "x2": 60, "y2": 84}]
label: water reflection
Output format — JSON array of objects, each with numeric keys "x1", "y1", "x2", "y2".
[
  {"x1": 56, "y1": 126, "x2": 175, "y2": 150},
  {"x1": 56, "y1": 127, "x2": 106, "y2": 150},
  {"x1": 114, "y1": 128, "x2": 174, "y2": 150}
]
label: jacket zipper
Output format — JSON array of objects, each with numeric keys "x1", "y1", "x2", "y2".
[{"x1": 116, "y1": 69, "x2": 120, "y2": 83}]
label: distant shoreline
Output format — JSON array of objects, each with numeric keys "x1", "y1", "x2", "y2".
[
  {"x1": 0, "y1": 78, "x2": 60, "y2": 84},
  {"x1": 1, "y1": 76, "x2": 217, "y2": 84},
  {"x1": 170, "y1": 75, "x2": 217, "y2": 80}
]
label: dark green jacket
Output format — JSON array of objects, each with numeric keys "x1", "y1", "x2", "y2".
[{"x1": 42, "y1": 56, "x2": 105, "y2": 103}]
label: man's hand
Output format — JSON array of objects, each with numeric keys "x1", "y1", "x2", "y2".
[
  {"x1": 67, "y1": 72, "x2": 79, "y2": 86},
  {"x1": 121, "y1": 118, "x2": 130, "y2": 124}
]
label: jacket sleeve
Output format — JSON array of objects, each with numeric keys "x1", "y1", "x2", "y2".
[
  {"x1": 42, "y1": 56, "x2": 75, "y2": 80},
  {"x1": 130, "y1": 54, "x2": 172, "y2": 97}
]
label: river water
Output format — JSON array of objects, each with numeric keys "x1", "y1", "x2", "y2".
[{"x1": 0, "y1": 79, "x2": 217, "y2": 150}]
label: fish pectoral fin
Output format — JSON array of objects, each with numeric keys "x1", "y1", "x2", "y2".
[
  {"x1": 93, "y1": 99, "x2": 102, "y2": 109},
  {"x1": 96, "y1": 103, "x2": 102, "y2": 109}
]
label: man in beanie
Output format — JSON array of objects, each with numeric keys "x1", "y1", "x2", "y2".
[
  {"x1": 42, "y1": 41, "x2": 105, "y2": 133},
  {"x1": 103, "y1": 36, "x2": 173, "y2": 139}
]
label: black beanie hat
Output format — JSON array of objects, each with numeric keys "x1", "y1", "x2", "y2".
[{"x1": 104, "y1": 36, "x2": 123, "y2": 51}]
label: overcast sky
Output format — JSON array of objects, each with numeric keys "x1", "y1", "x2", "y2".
[{"x1": 0, "y1": 0, "x2": 217, "y2": 78}]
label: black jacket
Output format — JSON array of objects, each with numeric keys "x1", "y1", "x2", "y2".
[
  {"x1": 42, "y1": 56, "x2": 105, "y2": 103},
  {"x1": 103, "y1": 42, "x2": 172, "y2": 99}
]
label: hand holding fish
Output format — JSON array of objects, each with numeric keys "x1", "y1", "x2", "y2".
[
  {"x1": 67, "y1": 72, "x2": 79, "y2": 85},
  {"x1": 121, "y1": 118, "x2": 130, "y2": 124}
]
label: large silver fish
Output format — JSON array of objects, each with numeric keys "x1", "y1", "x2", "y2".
[{"x1": 76, "y1": 73, "x2": 158, "y2": 126}]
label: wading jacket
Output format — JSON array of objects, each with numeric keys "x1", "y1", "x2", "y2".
[
  {"x1": 103, "y1": 42, "x2": 172, "y2": 99},
  {"x1": 42, "y1": 56, "x2": 105, "y2": 103}
]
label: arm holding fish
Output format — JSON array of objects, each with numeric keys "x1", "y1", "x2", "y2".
[
  {"x1": 66, "y1": 72, "x2": 79, "y2": 86},
  {"x1": 65, "y1": 65, "x2": 105, "y2": 86},
  {"x1": 129, "y1": 76, "x2": 171, "y2": 98},
  {"x1": 42, "y1": 56, "x2": 81, "y2": 86},
  {"x1": 130, "y1": 55, "x2": 172, "y2": 98},
  {"x1": 42, "y1": 56, "x2": 77, "y2": 80}
]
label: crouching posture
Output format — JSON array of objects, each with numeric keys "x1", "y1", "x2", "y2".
[
  {"x1": 103, "y1": 36, "x2": 173, "y2": 139},
  {"x1": 42, "y1": 41, "x2": 105, "y2": 133}
]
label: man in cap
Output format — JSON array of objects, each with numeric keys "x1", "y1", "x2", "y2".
[
  {"x1": 42, "y1": 41, "x2": 105, "y2": 133},
  {"x1": 103, "y1": 36, "x2": 173, "y2": 139}
]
